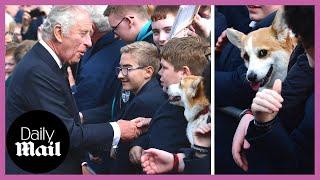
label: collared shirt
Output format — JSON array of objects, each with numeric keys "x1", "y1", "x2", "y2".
[
  {"x1": 39, "y1": 39, "x2": 63, "y2": 69},
  {"x1": 38, "y1": 40, "x2": 121, "y2": 149}
]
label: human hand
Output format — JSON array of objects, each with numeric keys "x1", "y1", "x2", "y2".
[
  {"x1": 188, "y1": 14, "x2": 211, "y2": 39},
  {"x1": 215, "y1": 29, "x2": 228, "y2": 52},
  {"x1": 251, "y1": 79, "x2": 283, "y2": 122},
  {"x1": 232, "y1": 114, "x2": 254, "y2": 172},
  {"x1": 117, "y1": 120, "x2": 140, "y2": 142},
  {"x1": 22, "y1": 11, "x2": 31, "y2": 27},
  {"x1": 129, "y1": 146, "x2": 144, "y2": 165},
  {"x1": 81, "y1": 163, "x2": 96, "y2": 175},
  {"x1": 67, "y1": 66, "x2": 75, "y2": 87},
  {"x1": 141, "y1": 148, "x2": 174, "y2": 174},
  {"x1": 193, "y1": 123, "x2": 211, "y2": 147},
  {"x1": 131, "y1": 117, "x2": 151, "y2": 134}
]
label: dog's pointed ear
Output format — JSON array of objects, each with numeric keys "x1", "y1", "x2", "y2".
[
  {"x1": 226, "y1": 28, "x2": 246, "y2": 49},
  {"x1": 188, "y1": 76, "x2": 202, "y2": 98},
  {"x1": 271, "y1": 8, "x2": 293, "y2": 41}
]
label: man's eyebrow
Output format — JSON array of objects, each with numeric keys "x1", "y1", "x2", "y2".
[{"x1": 120, "y1": 64, "x2": 132, "y2": 67}]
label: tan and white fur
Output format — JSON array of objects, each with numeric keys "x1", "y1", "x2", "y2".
[
  {"x1": 167, "y1": 75, "x2": 210, "y2": 146},
  {"x1": 226, "y1": 8, "x2": 296, "y2": 91}
]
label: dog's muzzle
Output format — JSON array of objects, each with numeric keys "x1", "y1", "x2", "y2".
[{"x1": 248, "y1": 65, "x2": 273, "y2": 91}]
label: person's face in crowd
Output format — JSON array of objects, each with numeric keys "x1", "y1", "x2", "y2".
[
  {"x1": 58, "y1": 12, "x2": 92, "y2": 64},
  {"x1": 108, "y1": 13, "x2": 138, "y2": 43},
  {"x1": 158, "y1": 58, "x2": 183, "y2": 92},
  {"x1": 5, "y1": 55, "x2": 16, "y2": 77},
  {"x1": 152, "y1": 14, "x2": 176, "y2": 48},
  {"x1": 117, "y1": 53, "x2": 149, "y2": 94},
  {"x1": 247, "y1": 5, "x2": 282, "y2": 21}
]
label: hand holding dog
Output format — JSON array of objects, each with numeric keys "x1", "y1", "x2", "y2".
[
  {"x1": 251, "y1": 79, "x2": 283, "y2": 122},
  {"x1": 232, "y1": 114, "x2": 254, "y2": 172},
  {"x1": 193, "y1": 123, "x2": 211, "y2": 147}
]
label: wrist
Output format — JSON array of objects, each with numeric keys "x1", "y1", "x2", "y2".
[
  {"x1": 177, "y1": 153, "x2": 185, "y2": 173},
  {"x1": 239, "y1": 108, "x2": 253, "y2": 120},
  {"x1": 172, "y1": 153, "x2": 179, "y2": 173},
  {"x1": 253, "y1": 118, "x2": 276, "y2": 131}
]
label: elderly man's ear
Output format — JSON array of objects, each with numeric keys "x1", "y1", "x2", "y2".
[{"x1": 53, "y1": 24, "x2": 63, "y2": 43}]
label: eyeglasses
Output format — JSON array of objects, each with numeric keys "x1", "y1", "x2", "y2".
[
  {"x1": 115, "y1": 66, "x2": 145, "y2": 76},
  {"x1": 112, "y1": 16, "x2": 134, "y2": 33}
]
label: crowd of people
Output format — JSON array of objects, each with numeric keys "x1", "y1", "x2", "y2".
[{"x1": 5, "y1": 4, "x2": 315, "y2": 175}]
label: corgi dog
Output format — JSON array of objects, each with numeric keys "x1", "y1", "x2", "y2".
[
  {"x1": 226, "y1": 8, "x2": 296, "y2": 91},
  {"x1": 167, "y1": 75, "x2": 210, "y2": 146}
]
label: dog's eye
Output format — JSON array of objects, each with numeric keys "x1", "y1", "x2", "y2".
[
  {"x1": 258, "y1": 49, "x2": 268, "y2": 58},
  {"x1": 243, "y1": 52, "x2": 249, "y2": 61}
]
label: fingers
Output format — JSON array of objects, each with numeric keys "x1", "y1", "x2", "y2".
[
  {"x1": 195, "y1": 123, "x2": 211, "y2": 134},
  {"x1": 131, "y1": 117, "x2": 151, "y2": 128},
  {"x1": 67, "y1": 66, "x2": 75, "y2": 86},
  {"x1": 243, "y1": 139, "x2": 251, "y2": 150},
  {"x1": 272, "y1": 79, "x2": 282, "y2": 94},
  {"x1": 141, "y1": 152, "x2": 157, "y2": 174},
  {"x1": 232, "y1": 117, "x2": 252, "y2": 172},
  {"x1": 252, "y1": 95, "x2": 279, "y2": 112},
  {"x1": 129, "y1": 146, "x2": 143, "y2": 164},
  {"x1": 257, "y1": 91, "x2": 283, "y2": 108},
  {"x1": 252, "y1": 90, "x2": 283, "y2": 114},
  {"x1": 117, "y1": 120, "x2": 140, "y2": 141},
  {"x1": 232, "y1": 132, "x2": 245, "y2": 170},
  {"x1": 215, "y1": 30, "x2": 228, "y2": 47},
  {"x1": 240, "y1": 151, "x2": 249, "y2": 171}
]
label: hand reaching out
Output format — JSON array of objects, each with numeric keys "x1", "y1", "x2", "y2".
[
  {"x1": 129, "y1": 146, "x2": 143, "y2": 165},
  {"x1": 232, "y1": 114, "x2": 254, "y2": 172},
  {"x1": 141, "y1": 148, "x2": 175, "y2": 174}
]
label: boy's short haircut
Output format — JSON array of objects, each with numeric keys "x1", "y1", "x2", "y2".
[
  {"x1": 14, "y1": 40, "x2": 36, "y2": 63},
  {"x1": 160, "y1": 36, "x2": 210, "y2": 76},
  {"x1": 6, "y1": 45, "x2": 17, "y2": 56},
  {"x1": 120, "y1": 41, "x2": 160, "y2": 77},
  {"x1": 104, "y1": 5, "x2": 149, "y2": 20},
  {"x1": 151, "y1": 5, "x2": 180, "y2": 22}
]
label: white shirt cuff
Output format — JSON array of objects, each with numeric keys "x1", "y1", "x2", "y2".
[{"x1": 110, "y1": 122, "x2": 121, "y2": 148}]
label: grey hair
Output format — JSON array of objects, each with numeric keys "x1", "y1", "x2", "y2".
[
  {"x1": 85, "y1": 6, "x2": 111, "y2": 33},
  {"x1": 41, "y1": 5, "x2": 90, "y2": 41}
]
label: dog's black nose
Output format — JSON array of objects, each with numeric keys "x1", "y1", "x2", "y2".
[{"x1": 247, "y1": 72, "x2": 257, "y2": 82}]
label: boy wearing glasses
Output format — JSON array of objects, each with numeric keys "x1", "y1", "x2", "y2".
[
  {"x1": 128, "y1": 37, "x2": 210, "y2": 173},
  {"x1": 111, "y1": 41, "x2": 167, "y2": 173},
  {"x1": 105, "y1": 6, "x2": 153, "y2": 43}
]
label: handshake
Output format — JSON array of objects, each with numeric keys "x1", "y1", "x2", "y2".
[{"x1": 117, "y1": 117, "x2": 151, "y2": 142}]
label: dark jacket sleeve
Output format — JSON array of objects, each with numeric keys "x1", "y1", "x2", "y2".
[
  {"x1": 183, "y1": 153, "x2": 211, "y2": 174},
  {"x1": 246, "y1": 94, "x2": 314, "y2": 174},
  {"x1": 25, "y1": 67, "x2": 114, "y2": 151},
  {"x1": 215, "y1": 64, "x2": 256, "y2": 108},
  {"x1": 81, "y1": 103, "x2": 113, "y2": 124}
]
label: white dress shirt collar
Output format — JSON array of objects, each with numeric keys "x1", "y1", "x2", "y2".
[{"x1": 39, "y1": 39, "x2": 63, "y2": 69}]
